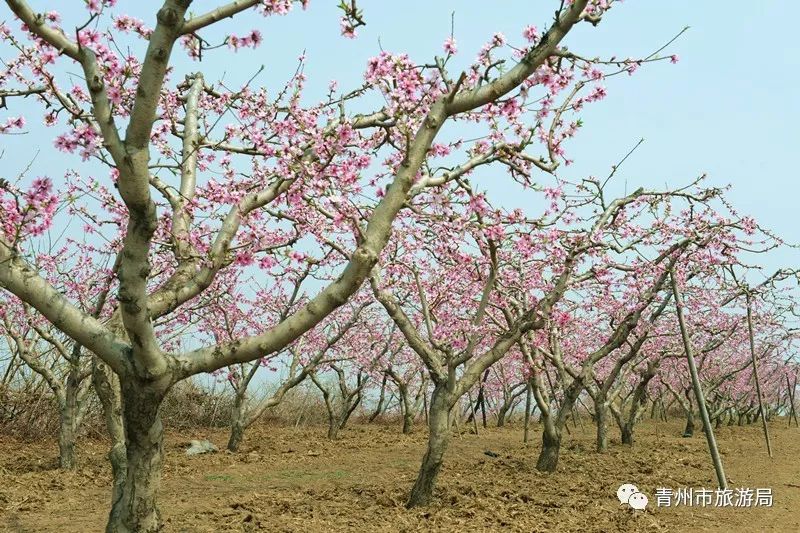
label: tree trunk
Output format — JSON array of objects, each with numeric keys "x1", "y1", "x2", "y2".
[
  {"x1": 531, "y1": 370, "x2": 572, "y2": 472},
  {"x1": 227, "y1": 393, "x2": 247, "y2": 452},
  {"x1": 93, "y1": 358, "x2": 127, "y2": 521},
  {"x1": 536, "y1": 419, "x2": 561, "y2": 472},
  {"x1": 368, "y1": 373, "x2": 388, "y2": 423},
  {"x1": 58, "y1": 368, "x2": 82, "y2": 469},
  {"x1": 621, "y1": 424, "x2": 633, "y2": 445},
  {"x1": 58, "y1": 404, "x2": 77, "y2": 469},
  {"x1": 406, "y1": 383, "x2": 451, "y2": 508},
  {"x1": 106, "y1": 381, "x2": 169, "y2": 533},
  {"x1": 620, "y1": 361, "x2": 657, "y2": 447},
  {"x1": 496, "y1": 402, "x2": 509, "y2": 427},
  {"x1": 338, "y1": 391, "x2": 362, "y2": 431},
  {"x1": 650, "y1": 398, "x2": 659, "y2": 419},
  {"x1": 227, "y1": 421, "x2": 246, "y2": 452},
  {"x1": 479, "y1": 387, "x2": 487, "y2": 429},
  {"x1": 402, "y1": 410, "x2": 414, "y2": 434},
  {"x1": 523, "y1": 380, "x2": 533, "y2": 444},
  {"x1": 327, "y1": 412, "x2": 340, "y2": 440},
  {"x1": 398, "y1": 384, "x2": 414, "y2": 434},
  {"x1": 595, "y1": 401, "x2": 609, "y2": 452},
  {"x1": 683, "y1": 410, "x2": 695, "y2": 437}
]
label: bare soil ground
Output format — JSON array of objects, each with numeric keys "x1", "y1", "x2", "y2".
[{"x1": 1, "y1": 418, "x2": 798, "y2": 532}]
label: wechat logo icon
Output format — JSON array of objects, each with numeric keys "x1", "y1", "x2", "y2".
[{"x1": 617, "y1": 483, "x2": 649, "y2": 510}]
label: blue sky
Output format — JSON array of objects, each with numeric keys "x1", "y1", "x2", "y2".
[{"x1": 3, "y1": 0, "x2": 798, "y2": 276}]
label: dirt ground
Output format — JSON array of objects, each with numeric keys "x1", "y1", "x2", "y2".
[{"x1": 0, "y1": 418, "x2": 798, "y2": 532}]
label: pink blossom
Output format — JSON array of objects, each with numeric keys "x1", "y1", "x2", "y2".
[
  {"x1": 523, "y1": 25, "x2": 539, "y2": 43},
  {"x1": 443, "y1": 37, "x2": 458, "y2": 55}
]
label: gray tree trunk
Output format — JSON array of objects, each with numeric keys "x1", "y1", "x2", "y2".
[
  {"x1": 93, "y1": 358, "x2": 127, "y2": 528},
  {"x1": 406, "y1": 384, "x2": 451, "y2": 508},
  {"x1": 523, "y1": 380, "x2": 533, "y2": 444},
  {"x1": 368, "y1": 373, "x2": 388, "y2": 423},
  {"x1": 106, "y1": 381, "x2": 169, "y2": 533},
  {"x1": 595, "y1": 400, "x2": 609, "y2": 452},
  {"x1": 402, "y1": 410, "x2": 414, "y2": 434},
  {"x1": 227, "y1": 392, "x2": 247, "y2": 452},
  {"x1": 397, "y1": 383, "x2": 414, "y2": 434},
  {"x1": 536, "y1": 418, "x2": 561, "y2": 472},
  {"x1": 496, "y1": 402, "x2": 510, "y2": 427},
  {"x1": 58, "y1": 366, "x2": 82, "y2": 469},
  {"x1": 58, "y1": 403, "x2": 77, "y2": 469},
  {"x1": 683, "y1": 410, "x2": 695, "y2": 437}
]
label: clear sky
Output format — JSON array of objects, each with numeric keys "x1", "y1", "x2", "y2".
[{"x1": 3, "y1": 1, "x2": 798, "y2": 275}]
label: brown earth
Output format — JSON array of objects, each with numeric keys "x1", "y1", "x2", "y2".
[{"x1": 0, "y1": 418, "x2": 798, "y2": 532}]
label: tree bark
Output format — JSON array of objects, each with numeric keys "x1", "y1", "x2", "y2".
[
  {"x1": 227, "y1": 421, "x2": 245, "y2": 452},
  {"x1": 337, "y1": 389, "x2": 362, "y2": 431},
  {"x1": 93, "y1": 358, "x2": 127, "y2": 525},
  {"x1": 621, "y1": 424, "x2": 633, "y2": 445},
  {"x1": 227, "y1": 393, "x2": 246, "y2": 452},
  {"x1": 327, "y1": 413, "x2": 340, "y2": 440},
  {"x1": 402, "y1": 409, "x2": 414, "y2": 434},
  {"x1": 406, "y1": 383, "x2": 451, "y2": 508},
  {"x1": 395, "y1": 379, "x2": 416, "y2": 434},
  {"x1": 496, "y1": 402, "x2": 510, "y2": 427},
  {"x1": 57, "y1": 364, "x2": 84, "y2": 469},
  {"x1": 368, "y1": 373, "x2": 388, "y2": 423},
  {"x1": 523, "y1": 379, "x2": 533, "y2": 444},
  {"x1": 683, "y1": 410, "x2": 695, "y2": 437},
  {"x1": 595, "y1": 400, "x2": 609, "y2": 452},
  {"x1": 106, "y1": 380, "x2": 169, "y2": 533},
  {"x1": 621, "y1": 360, "x2": 658, "y2": 446},
  {"x1": 536, "y1": 418, "x2": 561, "y2": 472},
  {"x1": 58, "y1": 403, "x2": 77, "y2": 469},
  {"x1": 536, "y1": 373, "x2": 583, "y2": 471}
]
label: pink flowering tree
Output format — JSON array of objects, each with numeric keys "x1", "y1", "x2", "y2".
[
  {"x1": 370, "y1": 167, "x2": 725, "y2": 501},
  {"x1": 0, "y1": 0, "x2": 637, "y2": 528},
  {"x1": 303, "y1": 302, "x2": 389, "y2": 440},
  {"x1": 583, "y1": 266, "x2": 735, "y2": 451},
  {"x1": 474, "y1": 356, "x2": 529, "y2": 428},
  {"x1": 653, "y1": 258, "x2": 796, "y2": 437},
  {"x1": 0, "y1": 246, "x2": 109, "y2": 469},
  {"x1": 375, "y1": 335, "x2": 430, "y2": 434},
  {"x1": 309, "y1": 348, "x2": 378, "y2": 440},
  {"x1": 515, "y1": 182, "x2": 751, "y2": 471},
  {"x1": 196, "y1": 272, "x2": 374, "y2": 451}
]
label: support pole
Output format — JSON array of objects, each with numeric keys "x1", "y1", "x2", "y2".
[
  {"x1": 670, "y1": 268, "x2": 727, "y2": 489},
  {"x1": 746, "y1": 295, "x2": 773, "y2": 457},
  {"x1": 787, "y1": 374, "x2": 798, "y2": 428}
]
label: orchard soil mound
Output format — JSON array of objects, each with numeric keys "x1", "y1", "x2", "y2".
[{"x1": 1, "y1": 419, "x2": 798, "y2": 532}]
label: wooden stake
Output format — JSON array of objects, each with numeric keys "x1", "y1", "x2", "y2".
[
  {"x1": 788, "y1": 374, "x2": 798, "y2": 428},
  {"x1": 670, "y1": 268, "x2": 728, "y2": 490},
  {"x1": 746, "y1": 295, "x2": 773, "y2": 457}
]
